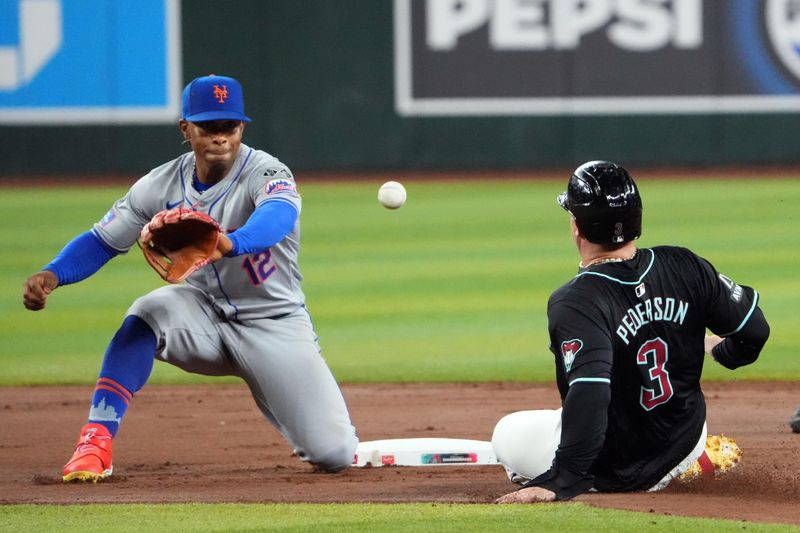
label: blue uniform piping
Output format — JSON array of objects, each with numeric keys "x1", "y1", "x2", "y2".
[
  {"x1": 211, "y1": 263, "x2": 240, "y2": 321},
  {"x1": 204, "y1": 147, "x2": 254, "y2": 321},
  {"x1": 178, "y1": 155, "x2": 189, "y2": 205},
  {"x1": 300, "y1": 304, "x2": 320, "y2": 343},
  {"x1": 208, "y1": 148, "x2": 253, "y2": 218}
]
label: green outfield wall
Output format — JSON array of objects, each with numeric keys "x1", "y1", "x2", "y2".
[{"x1": 2, "y1": 0, "x2": 800, "y2": 176}]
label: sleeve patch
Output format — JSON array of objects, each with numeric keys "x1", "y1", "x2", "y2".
[
  {"x1": 560, "y1": 339, "x2": 583, "y2": 373},
  {"x1": 263, "y1": 167, "x2": 292, "y2": 178},
  {"x1": 99, "y1": 208, "x2": 117, "y2": 227},
  {"x1": 265, "y1": 177, "x2": 297, "y2": 196},
  {"x1": 718, "y1": 273, "x2": 744, "y2": 303}
]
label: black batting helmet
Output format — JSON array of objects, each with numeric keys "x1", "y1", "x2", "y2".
[{"x1": 557, "y1": 160, "x2": 642, "y2": 244}]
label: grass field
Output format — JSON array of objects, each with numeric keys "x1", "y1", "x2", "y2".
[
  {"x1": 1, "y1": 502, "x2": 798, "y2": 532},
  {"x1": 2, "y1": 177, "x2": 798, "y2": 384},
  {"x1": 1, "y1": 176, "x2": 798, "y2": 531}
]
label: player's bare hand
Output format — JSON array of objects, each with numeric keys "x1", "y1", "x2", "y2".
[
  {"x1": 704, "y1": 334, "x2": 724, "y2": 356},
  {"x1": 209, "y1": 232, "x2": 234, "y2": 263},
  {"x1": 23, "y1": 271, "x2": 58, "y2": 311},
  {"x1": 495, "y1": 486, "x2": 556, "y2": 504}
]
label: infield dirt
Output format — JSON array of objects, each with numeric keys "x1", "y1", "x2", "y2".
[{"x1": 1, "y1": 382, "x2": 798, "y2": 525}]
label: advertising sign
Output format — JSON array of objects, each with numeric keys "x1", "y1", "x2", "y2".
[
  {"x1": 395, "y1": 0, "x2": 800, "y2": 115},
  {"x1": 0, "y1": 0, "x2": 181, "y2": 124}
]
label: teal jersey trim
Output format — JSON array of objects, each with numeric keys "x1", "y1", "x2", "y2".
[
  {"x1": 568, "y1": 377, "x2": 611, "y2": 387},
  {"x1": 575, "y1": 248, "x2": 655, "y2": 285},
  {"x1": 721, "y1": 290, "x2": 760, "y2": 337}
]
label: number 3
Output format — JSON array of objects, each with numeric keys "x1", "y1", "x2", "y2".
[{"x1": 636, "y1": 337, "x2": 674, "y2": 411}]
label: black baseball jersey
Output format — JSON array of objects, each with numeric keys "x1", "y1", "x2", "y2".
[{"x1": 545, "y1": 246, "x2": 762, "y2": 493}]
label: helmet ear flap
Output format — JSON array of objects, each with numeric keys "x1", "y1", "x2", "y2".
[{"x1": 570, "y1": 216, "x2": 584, "y2": 240}]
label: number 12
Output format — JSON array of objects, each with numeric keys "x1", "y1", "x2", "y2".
[{"x1": 241, "y1": 251, "x2": 276, "y2": 286}]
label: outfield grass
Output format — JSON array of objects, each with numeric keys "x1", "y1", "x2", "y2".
[
  {"x1": 1, "y1": 502, "x2": 798, "y2": 532},
  {"x1": 1, "y1": 177, "x2": 798, "y2": 385}
]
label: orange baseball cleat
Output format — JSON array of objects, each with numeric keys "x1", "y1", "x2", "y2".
[{"x1": 62, "y1": 423, "x2": 113, "y2": 483}]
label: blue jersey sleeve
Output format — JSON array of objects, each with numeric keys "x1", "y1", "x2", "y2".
[
  {"x1": 227, "y1": 199, "x2": 298, "y2": 257},
  {"x1": 43, "y1": 230, "x2": 118, "y2": 285}
]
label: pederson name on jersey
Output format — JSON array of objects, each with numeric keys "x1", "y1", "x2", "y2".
[{"x1": 616, "y1": 297, "x2": 689, "y2": 345}]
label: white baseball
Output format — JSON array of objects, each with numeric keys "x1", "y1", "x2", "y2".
[{"x1": 378, "y1": 181, "x2": 407, "y2": 209}]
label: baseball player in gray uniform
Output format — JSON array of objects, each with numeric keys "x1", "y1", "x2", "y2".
[{"x1": 22, "y1": 74, "x2": 358, "y2": 482}]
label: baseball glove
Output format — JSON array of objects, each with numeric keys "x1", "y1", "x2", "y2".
[{"x1": 138, "y1": 207, "x2": 222, "y2": 283}]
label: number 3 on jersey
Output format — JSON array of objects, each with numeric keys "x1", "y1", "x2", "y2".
[
  {"x1": 636, "y1": 337, "x2": 674, "y2": 411},
  {"x1": 242, "y1": 250, "x2": 276, "y2": 286}
]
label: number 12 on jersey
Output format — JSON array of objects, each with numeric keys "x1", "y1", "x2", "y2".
[{"x1": 242, "y1": 251, "x2": 276, "y2": 286}]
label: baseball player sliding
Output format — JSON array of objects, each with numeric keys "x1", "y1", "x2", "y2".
[
  {"x1": 493, "y1": 161, "x2": 770, "y2": 503},
  {"x1": 22, "y1": 74, "x2": 358, "y2": 482}
]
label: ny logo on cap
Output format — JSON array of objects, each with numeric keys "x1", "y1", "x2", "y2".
[{"x1": 213, "y1": 84, "x2": 228, "y2": 103}]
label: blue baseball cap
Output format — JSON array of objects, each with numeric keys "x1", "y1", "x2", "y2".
[{"x1": 181, "y1": 74, "x2": 252, "y2": 123}]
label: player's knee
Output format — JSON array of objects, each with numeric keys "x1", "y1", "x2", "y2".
[
  {"x1": 126, "y1": 288, "x2": 175, "y2": 331},
  {"x1": 306, "y1": 435, "x2": 358, "y2": 473},
  {"x1": 311, "y1": 458, "x2": 350, "y2": 473},
  {"x1": 491, "y1": 410, "x2": 562, "y2": 481},
  {"x1": 492, "y1": 412, "x2": 525, "y2": 468},
  {"x1": 128, "y1": 291, "x2": 166, "y2": 317}
]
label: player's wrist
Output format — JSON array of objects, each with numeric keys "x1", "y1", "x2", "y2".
[
  {"x1": 223, "y1": 233, "x2": 239, "y2": 257},
  {"x1": 704, "y1": 334, "x2": 723, "y2": 355},
  {"x1": 42, "y1": 269, "x2": 59, "y2": 288},
  {"x1": 39, "y1": 267, "x2": 61, "y2": 288},
  {"x1": 525, "y1": 471, "x2": 593, "y2": 501}
]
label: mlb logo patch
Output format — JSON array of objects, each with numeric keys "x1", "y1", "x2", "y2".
[
  {"x1": 265, "y1": 178, "x2": 296, "y2": 195},
  {"x1": 635, "y1": 283, "x2": 647, "y2": 298}
]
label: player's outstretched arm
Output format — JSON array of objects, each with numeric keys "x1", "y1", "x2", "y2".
[
  {"x1": 225, "y1": 200, "x2": 297, "y2": 257},
  {"x1": 23, "y1": 230, "x2": 118, "y2": 309},
  {"x1": 22, "y1": 270, "x2": 58, "y2": 311}
]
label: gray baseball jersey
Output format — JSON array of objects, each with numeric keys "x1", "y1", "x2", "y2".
[
  {"x1": 91, "y1": 144, "x2": 358, "y2": 471},
  {"x1": 93, "y1": 143, "x2": 304, "y2": 320}
]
